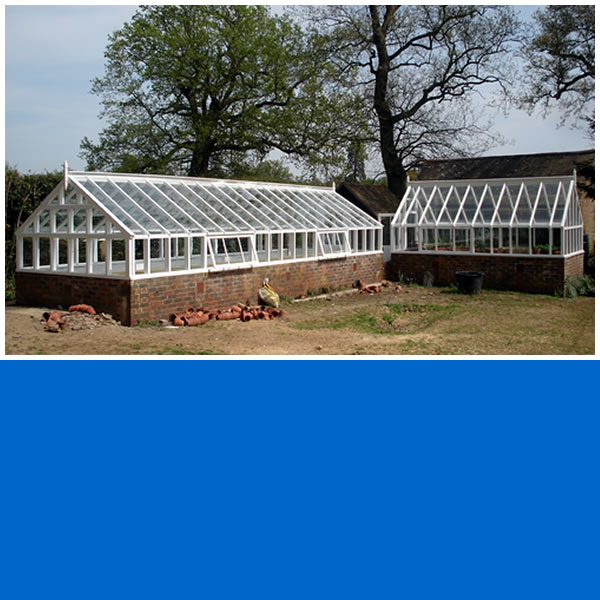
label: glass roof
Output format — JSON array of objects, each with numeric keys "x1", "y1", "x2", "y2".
[
  {"x1": 70, "y1": 172, "x2": 381, "y2": 237},
  {"x1": 393, "y1": 176, "x2": 579, "y2": 228}
]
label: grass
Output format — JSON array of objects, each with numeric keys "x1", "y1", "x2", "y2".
[
  {"x1": 292, "y1": 287, "x2": 595, "y2": 355},
  {"x1": 294, "y1": 302, "x2": 458, "y2": 336}
]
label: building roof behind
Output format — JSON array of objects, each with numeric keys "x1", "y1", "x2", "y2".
[
  {"x1": 337, "y1": 182, "x2": 400, "y2": 218},
  {"x1": 418, "y1": 150, "x2": 595, "y2": 181}
]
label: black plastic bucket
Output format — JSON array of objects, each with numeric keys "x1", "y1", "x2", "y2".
[{"x1": 456, "y1": 271, "x2": 484, "y2": 295}]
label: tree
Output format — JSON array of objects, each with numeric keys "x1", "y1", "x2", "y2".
[
  {"x1": 5, "y1": 166, "x2": 61, "y2": 282},
  {"x1": 520, "y1": 5, "x2": 595, "y2": 137},
  {"x1": 304, "y1": 5, "x2": 520, "y2": 199},
  {"x1": 81, "y1": 5, "x2": 363, "y2": 178}
]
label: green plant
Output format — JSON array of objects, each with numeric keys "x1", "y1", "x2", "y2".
[
  {"x1": 5, "y1": 277, "x2": 16, "y2": 302},
  {"x1": 565, "y1": 274, "x2": 595, "y2": 298}
]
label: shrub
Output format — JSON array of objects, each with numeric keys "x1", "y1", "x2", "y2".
[{"x1": 565, "y1": 274, "x2": 595, "y2": 298}]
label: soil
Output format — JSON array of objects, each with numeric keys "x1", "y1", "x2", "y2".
[{"x1": 4, "y1": 285, "x2": 595, "y2": 357}]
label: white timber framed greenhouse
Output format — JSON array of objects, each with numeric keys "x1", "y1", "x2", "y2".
[
  {"x1": 16, "y1": 168, "x2": 383, "y2": 280},
  {"x1": 391, "y1": 174, "x2": 584, "y2": 258}
]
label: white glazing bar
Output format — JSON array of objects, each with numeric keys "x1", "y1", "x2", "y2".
[
  {"x1": 68, "y1": 238, "x2": 75, "y2": 272},
  {"x1": 490, "y1": 185, "x2": 507, "y2": 226},
  {"x1": 86, "y1": 238, "x2": 94, "y2": 275},
  {"x1": 435, "y1": 186, "x2": 456, "y2": 226},
  {"x1": 50, "y1": 238, "x2": 58, "y2": 271},
  {"x1": 251, "y1": 187, "x2": 311, "y2": 230},
  {"x1": 179, "y1": 183, "x2": 238, "y2": 232},
  {"x1": 185, "y1": 237, "x2": 192, "y2": 271},
  {"x1": 418, "y1": 187, "x2": 438, "y2": 226},
  {"x1": 300, "y1": 189, "x2": 362, "y2": 228},
  {"x1": 471, "y1": 184, "x2": 489, "y2": 227},
  {"x1": 163, "y1": 182, "x2": 223, "y2": 233},
  {"x1": 105, "y1": 239, "x2": 112, "y2": 275},
  {"x1": 33, "y1": 237, "x2": 40, "y2": 269},
  {"x1": 226, "y1": 186, "x2": 281, "y2": 230},
  {"x1": 127, "y1": 238, "x2": 135, "y2": 278},
  {"x1": 318, "y1": 189, "x2": 381, "y2": 227},
  {"x1": 144, "y1": 238, "x2": 151, "y2": 274},
  {"x1": 559, "y1": 180, "x2": 576, "y2": 227},
  {"x1": 196, "y1": 184, "x2": 253, "y2": 231},
  {"x1": 509, "y1": 184, "x2": 527, "y2": 227},
  {"x1": 274, "y1": 189, "x2": 330, "y2": 229},
  {"x1": 126, "y1": 179, "x2": 191, "y2": 234},
  {"x1": 69, "y1": 177, "x2": 138, "y2": 237},
  {"x1": 214, "y1": 184, "x2": 266, "y2": 230},
  {"x1": 108, "y1": 181, "x2": 171, "y2": 235},
  {"x1": 528, "y1": 183, "x2": 544, "y2": 227}
]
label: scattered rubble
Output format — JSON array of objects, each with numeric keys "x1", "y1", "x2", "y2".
[
  {"x1": 168, "y1": 304, "x2": 286, "y2": 327},
  {"x1": 353, "y1": 280, "x2": 382, "y2": 294},
  {"x1": 41, "y1": 305, "x2": 119, "y2": 332}
]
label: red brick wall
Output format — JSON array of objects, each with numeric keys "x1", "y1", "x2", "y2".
[
  {"x1": 131, "y1": 254, "x2": 383, "y2": 324},
  {"x1": 16, "y1": 272, "x2": 131, "y2": 323},
  {"x1": 16, "y1": 254, "x2": 383, "y2": 325},
  {"x1": 387, "y1": 252, "x2": 584, "y2": 295}
]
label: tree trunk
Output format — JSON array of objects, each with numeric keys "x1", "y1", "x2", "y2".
[
  {"x1": 370, "y1": 7, "x2": 408, "y2": 201},
  {"x1": 189, "y1": 140, "x2": 215, "y2": 177}
]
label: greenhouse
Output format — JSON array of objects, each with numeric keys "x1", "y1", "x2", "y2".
[
  {"x1": 391, "y1": 175, "x2": 583, "y2": 257},
  {"x1": 17, "y1": 170, "x2": 382, "y2": 278},
  {"x1": 389, "y1": 174, "x2": 585, "y2": 295},
  {"x1": 15, "y1": 167, "x2": 384, "y2": 324}
]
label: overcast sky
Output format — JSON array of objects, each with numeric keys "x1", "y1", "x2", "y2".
[{"x1": 3, "y1": 3, "x2": 594, "y2": 175}]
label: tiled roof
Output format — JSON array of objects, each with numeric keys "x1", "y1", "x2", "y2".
[{"x1": 337, "y1": 182, "x2": 400, "y2": 218}]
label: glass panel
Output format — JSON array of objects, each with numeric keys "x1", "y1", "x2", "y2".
[
  {"x1": 73, "y1": 209, "x2": 87, "y2": 233},
  {"x1": 233, "y1": 187, "x2": 283, "y2": 230},
  {"x1": 455, "y1": 229, "x2": 470, "y2": 252},
  {"x1": 92, "y1": 209, "x2": 106, "y2": 233},
  {"x1": 208, "y1": 185, "x2": 262, "y2": 230},
  {"x1": 55, "y1": 208, "x2": 69, "y2": 233},
  {"x1": 79, "y1": 179, "x2": 145, "y2": 234},
  {"x1": 474, "y1": 228, "x2": 490, "y2": 253},
  {"x1": 437, "y1": 229, "x2": 452, "y2": 251},
  {"x1": 22, "y1": 238, "x2": 33, "y2": 267},
  {"x1": 552, "y1": 228, "x2": 562, "y2": 255},
  {"x1": 256, "y1": 233, "x2": 268, "y2": 262},
  {"x1": 492, "y1": 228, "x2": 510, "y2": 254},
  {"x1": 120, "y1": 181, "x2": 189, "y2": 234},
  {"x1": 512, "y1": 228, "x2": 530, "y2": 254},
  {"x1": 38, "y1": 210, "x2": 51, "y2": 233},
  {"x1": 169, "y1": 183, "x2": 235, "y2": 233},
  {"x1": 39, "y1": 238, "x2": 50, "y2": 266},
  {"x1": 307, "y1": 232, "x2": 316, "y2": 256},
  {"x1": 154, "y1": 183, "x2": 222, "y2": 232},
  {"x1": 23, "y1": 222, "x2": 34, "y2": 234},
  {"x1": 196, "y1": 184, "x2": 253, "y2": 231},
  {"x1": 532, "y1": 229, "x2": 550, "y2": 254},
  {"x1": 58, "y1": 239, "x2": 68, "y2": 265},
  {"x1": 423, "y1": 228, "x2": 436, "y2": 251}
]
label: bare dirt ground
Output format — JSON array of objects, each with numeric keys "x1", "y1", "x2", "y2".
[{"x1": 4, "y1": 286, "x2": 595, "y2": 357}]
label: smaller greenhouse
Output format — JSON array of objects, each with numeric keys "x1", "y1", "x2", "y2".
[{"x1": 391, "y1": 174, "x2": 584, "y2": 257}]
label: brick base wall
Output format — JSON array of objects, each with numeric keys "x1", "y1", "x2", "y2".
[
  {"x1": 16, "y1": 272, "x2": 131, "y2": 323},
  {"x1": 16, "y1": 254, "x2": 383, "y2": 325},
  {"x1": 387, "y1": 252, "x2": 584, "y2": 295},
  {"x1": 131, "y1": 254, "x2": 383, "y2": 325}
]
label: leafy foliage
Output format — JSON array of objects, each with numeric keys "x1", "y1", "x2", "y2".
[
  {"x1": 81, "y1": 5, "x2": 364, "y2": 178},
  {"x1": 565, "y1": 275, "x2": 595, "y2": 299},
  {"x1": 5, "y1": 166, "x2": 61, "y2": 281},
  {"x1": 519, "y1": 5, "x2": 595, "y2": 137}
]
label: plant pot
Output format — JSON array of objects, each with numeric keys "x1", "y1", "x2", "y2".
[{"x1": 456, "y1": 271, "x2": 484, "y2": 295}]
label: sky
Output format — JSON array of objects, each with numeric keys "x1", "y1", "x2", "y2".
[{"x1": 3, "y1": 3, "x2": 595, "y2": 175}]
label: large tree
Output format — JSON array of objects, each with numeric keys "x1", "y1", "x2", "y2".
[
  {"x1": 305, "y1": 5, "x2": 520, "y2": 199},
  {"x1": 519, "y1": 5, "x2": 595, "y2": 137},
  {"x1": 81, "y1": 5, "x2": 362, "y2": 178}
]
